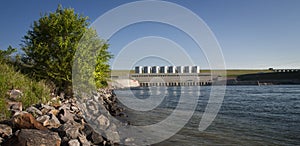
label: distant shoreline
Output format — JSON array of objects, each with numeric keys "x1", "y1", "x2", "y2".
[
  {"x1": 231, "y1": 71, "x2": 300, "y2": 85},
  {"x1": 110, "y1": 69, "x2": 300, "y2": 86}
]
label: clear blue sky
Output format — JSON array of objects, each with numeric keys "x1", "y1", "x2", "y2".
[{"x1": 1, "y1": 0, "x2": 300, "y2": 69}]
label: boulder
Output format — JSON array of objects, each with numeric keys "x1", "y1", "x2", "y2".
[
  {"x1": 105, "y1": 130, "x2": 120, "y2": 144},
  {"x1": 97, "y1": 88, "x2": 124, "y2": 117},
  {"x1": 9, "y1": 89, "x2": 22, "y2": 100},
  {"x1": 0, "y1": 137, "x2": 3, "y2": 144},
  {"x1": 70, "y1": 106, "x2": 79, "y2": 112},
  {"x1": 48, "y1": 109, "x2": 60, "y2": 116},
  {"x1": 0, "y1": 124, "x2": 12, "y2": 138},
  {"x1": 61, "y1": 136, "x2": 69, "y2": 146},
  {"x1": 59, "y1": 101, "x2": 71, "y2": 109},
  {"x1": 36, "y1": 115, "x2": 50, "y2": 126},
  {"x1": 68, "y1": 139, "x2": 80, "y2": 146},
  {"x1": 96, "y1": 114, "x2": 110, "y2": 130},
  {"x1": 81, "y1": 123, "x2": 104, "y2": 145},
  {"x1": 36, "y1": 114, "x2": 61, "y2": 129},
  {"x1": 42, "y1": 104, "x2": 56, "y2": 111},
  {"x1": 105, "y1": 123, "x2": 120, "y2": 144},
  {"x1": 90, "y1": 130, "x2": 105, "y2": 145},
  {"x1": 59, "y1": 106, "x2": 74, "y2": 123},
  {"x1": 48, "y1": 113, "x2": 61, "y2": 128},
  {"x1": 11, "y1": 112, "x2": 48, "y2": 130},
  {"x1": 124, "y1": 137, "x2": 136, "y2": 146},
  {"x1": 57, "y1": 120, "x2": 81, "y2": 139},
  {"x1": 2, "y1": 129, "x2": 61, "y2": 146},
  {"x1": 78, "y1": 134, "x2": 90, "y2": 146},
  {"x1": 26, "y1": 106, "x2": 43, "y2": 117},
  {"x1": 7, "y1": 101, "x2": 22, "y2": 111},
  {"x1": 1, "y1": 88, "x2": 127, "y2": 146},
  {"x1": 41, "y1": 104, "x2": 56, "y2": 114},
  {"x1": 51, "y1": 102, "x2": 62, "y2": 109},
  {"x1": 125, "y1": 137, "x2": 135, "y2": 143},
  {"x1": 73, "y1": 113, "x2": 84, "y2": 123}
]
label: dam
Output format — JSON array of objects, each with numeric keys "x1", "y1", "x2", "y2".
[{"x1": 130, "y1": 66, "x2": 219, "y2": 87}]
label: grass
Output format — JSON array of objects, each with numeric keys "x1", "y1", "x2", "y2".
[
  {"x1": 200, "y1": 69, "x2": 273, "y2": 77},
  {"x1": 0, "y1": 60, "x2": 51, "y2": 120},
  {"x1": 110, "y1": 70, "x2": 134, "y2": 77}
]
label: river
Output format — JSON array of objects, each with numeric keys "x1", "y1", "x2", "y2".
[{"x1": 115, "y1": 85, "x2": 300, "y2": 145}]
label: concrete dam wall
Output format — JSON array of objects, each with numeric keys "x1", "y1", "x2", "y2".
[{"x1": 131, "y1": 73, "x2": 218, "y2": 87}]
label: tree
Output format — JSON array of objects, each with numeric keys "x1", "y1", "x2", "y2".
[
  {"x1": 22, "y1": 5, "x2": 112, "y2": 96},
  {"x1": 0, "y1": 45, "x2": 17, "y2": 62}
]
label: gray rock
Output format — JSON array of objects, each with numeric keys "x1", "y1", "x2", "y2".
[
  {"x1": 51, "y1": 96, "x2": 59, "y2": 102},
  {"x1": 81, "y1": 123, "x2": 104, "y2": 145},
  {"x1": 0, "y1": 124, "x2": 12, "y2": 137},
  {"x1": 78, "y1": 134, "x2": 90, "y2": 146},
  {"x1": 70, "y1": 106, "x2": 79, "y2": 112},
  {"x1": 42, "y1": 104, "x2": 55, "y2": 111},
  {"x1": 86, "y1": 100, "x2": 99, "y2": 114},
  {"x1": 59, "y1": 106, "x2": 74, "y2": 123},
  {"x1": 61, "y1": 101, "x2": 69, "y2": 106},
  {"x1": 50, "y1": 113, "x2": 60, "y2": 123},
  {"x1": 58, "y1": 120, "x2": 81, "y2": 139},
  {"x1": 9, "y1": 89, "x2": 23, "y2": 100},
  {"x1": 36, "y1": 115, "x2": 50, "y2": 126},
  {"x1": 61, "y1": 136, "x2": 69, "y2": 145},
  {"x1": 96, "y1": 115, "x2": 110, "y2": 130},
  {"x1": 0, "y1": 137, "x2": 3, "y2": 144},
  {"x1": 41, "y1": 104, "x2": 56, "y2": 115},
  {"x1": 105, "y1": 130, "x2": 120, "y2": 144},
  {"x1": 124, "y1": 137, "x2": 135, "y2": 146},
  {"x1": 2, "y1": 129, "x2": 61, "y2": 146},
  {"x1": 68, "y1": 139, "x2": 80, "y2": 146},
  {"x1": 103, "y1": 94, "x2": 111, "y2": 101},
  {"x1": 48, "y1": 109, "x2": 60, "y2": 116},
  {"x1": 48, "y1": 114, "x2": 61, "y2": 128},
  {"x1": 90, "y1": 131, "x2": 104, "y2": 145},
  {"x1": 125, "y1": 137, "x2": 134, "y2": 142},
  {"x1": 108, "y1": 122, "x2": 117, "y2": 132},
  {"x1": 105, "y1": 123, "x2": 120, "y2": 143},
  {"x1": 26, "y1": 106, "x2": 43, "y2": 117},
  {"x1": 7, "y1": 101, "x2": 22, "y2": 111}
]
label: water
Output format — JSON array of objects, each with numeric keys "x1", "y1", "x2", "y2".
[{"x1": 115, "y1": 85, "x2": 300, "y2": 145}]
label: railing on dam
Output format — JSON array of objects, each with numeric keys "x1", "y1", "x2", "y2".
[{"x1": 139, "y1": 81, "x2": 211, "y2": 87}]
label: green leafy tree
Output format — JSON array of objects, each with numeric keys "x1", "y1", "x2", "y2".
[
  {"x1": 73, "y1": 28, "x2": 112, "y2": 94},
  {"x1": 0, "y1": 45, "x2": 17, "y2": 62},
  {"x1": 22, "y1": 5, "x2": 112, "y2": 96}
]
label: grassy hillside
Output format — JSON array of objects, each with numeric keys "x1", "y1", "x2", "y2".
[
  {"x1": 0, "y1": 60, "x2": 51, "y2": 120},
  {"x1": 200, "y1": 69, "x2": 273, "y2": 77},
  {"x1": 237, "y1": 71, "x2": 300, "y2": 81},
  {"x1": 110, "y1": 70, "x2": 134, "y2": 77}
]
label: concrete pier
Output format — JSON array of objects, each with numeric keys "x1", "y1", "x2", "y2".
[
  {"x1": 132, "y1": 65, "x2": 217, "y2": 87},
  {"x1": 131, "y1": 73, "x2": 216, "y2": 87}
]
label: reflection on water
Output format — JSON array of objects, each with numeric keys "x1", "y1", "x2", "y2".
[{"x1": 115, "y1": 85, "x2": 300, "y2": 145}]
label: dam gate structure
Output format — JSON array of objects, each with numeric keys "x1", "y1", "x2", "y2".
[{"x1": 131, "y1": 66, "x2": 218, "y2": 87}]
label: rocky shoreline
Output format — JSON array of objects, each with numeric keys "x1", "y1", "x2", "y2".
[{"x1": 0, "y1": 88, "x2": 132, "y2": 146}]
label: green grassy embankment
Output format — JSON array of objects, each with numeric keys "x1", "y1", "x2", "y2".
[
  {"x1": 110, "y1": 70, "x2": 134, "y2": 77},
  {"x1": 0, "y1": 60, "x2": 51, "y2": 120},
  {"x1": 200, "y1": 69, "x2": 273, "y2": 78}
]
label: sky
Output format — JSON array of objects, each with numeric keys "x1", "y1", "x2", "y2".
[{"x1": 0, "y1": 0, "x2": 300, "y2": 69}]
